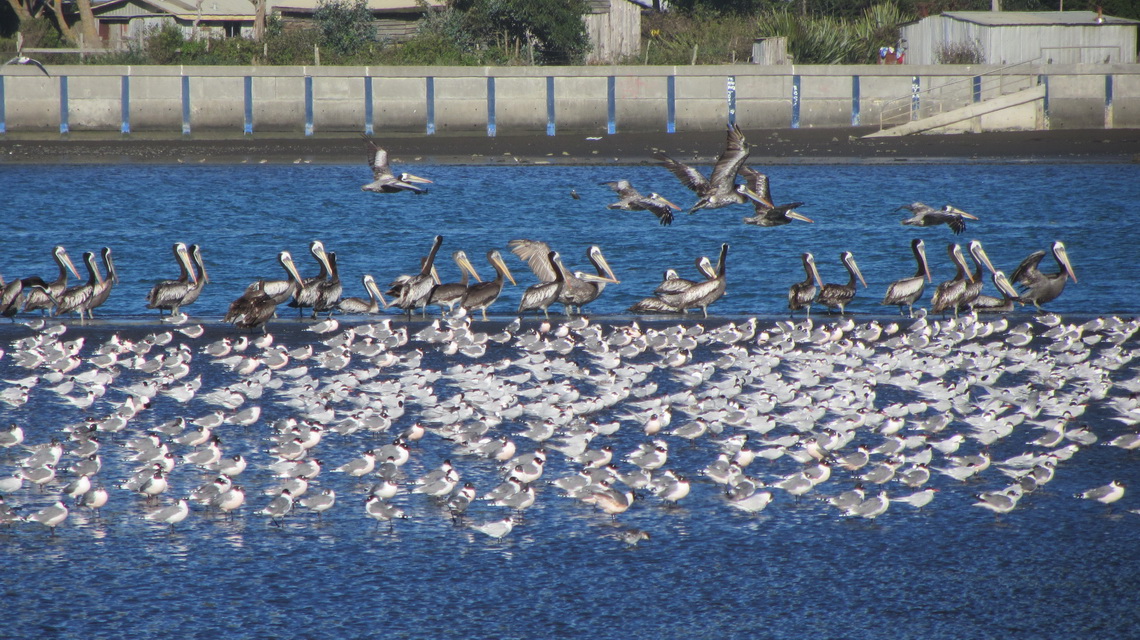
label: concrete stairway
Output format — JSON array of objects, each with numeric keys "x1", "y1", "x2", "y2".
[{"x1": 865, "y1": 84, "x2": 1046, "y2": 138}]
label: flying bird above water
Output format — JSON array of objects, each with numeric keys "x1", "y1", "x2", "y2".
[
  {"x1": 2, "y1": 55, "x2": 50, "y2": 76},
  {"x1": 897, "y1": 202, "x2": 978, "y2": 235},
  {"x1": 360, "y1": 135, "x2": 432, "y2": 194},
  {"x1": 656, "y1": 123, "x2": 766, "y2": 214},
  {"x1": 601, "y1": 180, "x2": 681, "y2": 226},
  {"x1": 738, "y1": 167, "x2": 811, "y2": 227}
]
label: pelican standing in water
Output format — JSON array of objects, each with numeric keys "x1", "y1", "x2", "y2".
[
  {"x1": 1, "y1": 275, "x2": 49, "y2": 320},
  {"x1": 22, "y1": 245, "x2": 80, "y2": 314},
  {"x1": 738, "y1": 167, "x2": 812, "y2": 227},
  {"x1": 313, "y1": 252, "x2": 343, "y2": 317},
  {"x1": 225, "y1": 251, "x2": 304, "y2": 332},
  {"x1": 177, "y1": 244, "x2": 208, "y2": 312},
  {"x1": 462, "y1": 250, "x2": 516, "y2": 320},
  {"x1": 930, "y1": 243, "x2": 974, "y2": 317},
  {"x1": 289, "y1": 240, "x2": 334, "y2": 318},
  {"x1": 428, "y1": 251, "x2": 482, "y2": 313},
  {"x1": 969, "y1": 271, "x2": 1021, "y2": 313},
  {"x1": 959, "y1": 239, "x2": 996, "y2": 311},
  {"x1": 517, "y1": 251, "x2": 564, "y2": 318},
  {"x1": 817, "y1": 251, "x2": 867, "y2": 315},
  {"x1": 657, "y1": 243, "x2": 728, "y2": 318},
  {"x1": 389, "y1": 235, "x2": 444, "y2": 316},
  {"x1": 1009, "y1": 241, "x2": 1077, "y2": 311},
  {"x1": 146, "y1": 243, "x2": 197, "y2": 315},
  {"x1": 788, "y1": 252, "x2": 823, "y2": 318},
  {"x1": 86, "y1": 247, "x2": 118, "y2": 317},
  {"x1": 361, "y1": 136, "x2": 432, "y2": 194},
  {"x1": 53, "y1": 251, "x2": 101, "y2": 321},
  {"x1": 601, "y1": 180, "x2": 681, "y2": 226},
  {"x1": 510, "y1": 240, "x2": 618, "y2": 316},
  {"x1": 657, "y1": 123, "x2": 766, "y2": 214},
  {"x1": 630, "y1": 256, "x2": 717, "y2": 314},
  {"x1": 337, "y1": 274, "x2": 387, "y2": 314},
  {"x1": 881, "y1": 239, "x2": 931, "y2": 317},
  {"x1": 897, "y1": 202, "x2": 978, "y2": 235}
]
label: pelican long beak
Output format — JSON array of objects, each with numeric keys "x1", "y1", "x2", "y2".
[
  {"x1": 848, "y1": 255, "x2": 868, "y2": 288},
  {"x1": 104, "y1": 249, "x2": 119, "y2": 284},
  {"x1": 178, "y1": 245, "x2": 197, "y2": 285},
  {"x1": 787, "y1": 210, "x2": 814, "y2": 223},
  {"x1": 60, "y1": 250, "x2": 80, "y2": 280},
  {"x1": 365, "y1": 276, "x2": 390, "y2": 308},
  {"x1": 458, "y1": 253, "x2": 482, "y2": 283},
  {"x1": 491, "y1": 252, "x2": 516, "y2": 286},
  {"x1": 430, "y1": 265, "x2": 441, "y2": 285},
  {"x1": 1057, "y1": 245, "x2": 1077, "y2": 283},
  {"x1": 916, "y1": 243, "x2": 932, "y2": 282},
  {"x1": 576, "y1": 273, "x2": 613, "y2": 283},
  {"x1": 737, "y1": 185, "x2": 773, "y2": 209},
  {"x1": 281, "y1": 252, "x2": 303, "y2": 283},
  {"x1": 972, "y1": 243, "x2": 996, "y2": 274},
  {"x1": 945, "y1": 205, "x2": 979, "y2": 220},
  {"x1": 993, "y1": 272, "x2": 1019, "y2": 299},
  {"x1": 592, "y1": 252, "x2": 620, "y2": 284},
  {"x1": 656, "y1": 195, "x2": 682, "y2": 211},
  {"x1": 402, "y1": 174, "x2": 433, "y2": 184},
  {"x1": 808, "y1": 259, "x2": 823, "y2": 289}
]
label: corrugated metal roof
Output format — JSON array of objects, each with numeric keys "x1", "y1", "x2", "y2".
[{"x1": 943, "y1": 11, "x2": 1139, "y2": 27}]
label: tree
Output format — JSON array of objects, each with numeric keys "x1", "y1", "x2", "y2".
[
  {"x1": 314, "y1": 0, "x2": 376, "y2": 56},
  {"x1": 456, "y1": 0, "x2": 591, "y2": 64}
]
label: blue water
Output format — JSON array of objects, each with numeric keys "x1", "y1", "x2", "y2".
[{"x1": 1, "y1": 161, "x2": 1139, "y2": 639}]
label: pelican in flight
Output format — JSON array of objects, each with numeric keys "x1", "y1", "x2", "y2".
[
  {"x1": 657, "y1": 123, "x2": 765, "y2": 214},
  {"x1": 656, "y1": 243, "x2": 728, "y2": 318},
  {"x1": 817, "y1": 251, "x2": 867, "y2": 315},
  {"x1": 336, "y1": 274, "x2": 387, "y2": 314},
  {"x1": 881, "y1": 239, "x2": 930, "y2": 317},
  {"x1": 788, "y1": 252, "x2": 823, "y2": 317},
  {"x1": 225, "y1": 251, "x2": 304, "y2": 332},
  {"x1": 738, "y1": 167, "x2": 811, "y2": 227},
  {"x1": 23, "y1": 245, "x2": 79, "y2": 314},
  {"x1": 601, "y1": 180, "x2": 681, "y2": 226},
  {"x1": 897, "y1": 202, "x2": 978, "y2": 235},
  {"x1": 462, "y1": 250, "x2": 516, "y2": 320},
  {"x1": 146, "y1": 243, "x2": 197, "y2": 315},
  {"x1": 1009, "y1": 241, "x2": 1076, "y2": 310},
  {"x1": 2, "y1": 55, "x2": 49, "y2": 76},
  {"x1": 969, "y1": 271, "x2": 1021, "y2": 313},
  {"x1": 389, "y1": 235, "x2": 444, "y2": 316},
  {"x1": 361, "y1": 135, "x2": 432, "y2": 194},
  {"x1": 428, "y1": 251, "x2": 482, "y2": 313},
  {"x1": 930, "y1": 243, "x2": 973, "y2": 317},
  {"x1": 517, "y1": 251, "x2": 564, "y2": 318},
  {"x1": 509, "y1": 240, "x2": 618, "y2": 316}
]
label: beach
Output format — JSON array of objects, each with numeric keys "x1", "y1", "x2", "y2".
[{"x1": 2, "y1": 127, "x2": 1138, "y2": 165}]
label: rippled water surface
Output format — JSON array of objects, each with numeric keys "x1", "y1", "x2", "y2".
[{"x1": 1, "y1": 161, "x2": 1139, "y2": 639}]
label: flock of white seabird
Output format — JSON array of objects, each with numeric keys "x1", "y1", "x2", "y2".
[{"x1": 0, "y1": 304, "x2": 1137, "y2": 540}]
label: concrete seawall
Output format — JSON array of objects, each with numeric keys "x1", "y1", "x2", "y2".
[{"x1": 1, "y1": 63, "x2": 1136, "y2": 135}]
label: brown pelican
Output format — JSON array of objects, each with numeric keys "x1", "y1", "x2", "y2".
[
  {"x1": 289, "y1": 240, "x2": 334, "y2": 318},
  {"x1": 389, "y1": 235, "x2": 444, "y2": 316},
  {"x1": 84, "y1": 247, "x2": 117, "y2": 318},
  {"x1": 898, "y1": 202, "x2": 978, "y2": 235},
  {"x1": 177, "y1": 244, "x2": 208, "y2": 311},
  {"x1": 629, "y1": 296, "x2": 682, "y2": 314},
  {"x1": 517, "y1": 251, "x2": 564, "y2": 318},
  {"x1": 224, "y1": 251, "x2": 304, "y2": 332},
  {"x1": 969, "y1": 271, "x2": 1021, "y2": 313},
  {"x1": 146, "y1": 243, "x2": 197, "y2": 315},
  {"x1": 461, "y1": 250, "x2": 516, "y2": 320},
  {"x1": 509, "y1": 240, "x2": 618, "y2": 316},
  {"x1": 312, "y1": 251, "x2": 343, "y2": 317},
  {"x1": 930, "y1": 243, "x2": 974, "y2": 317},
  {"x1": 53, "y1": 251, "x2": 101, "y2": 321},
  {"x1": 337, "y1": 274, "x2": 386, "y2": 314},
  {"x1": 657, "y1": 243, "x2": 728, "y2": 318},
  {"x1": 739, "y1": 167, "x2": 812, "y2": 227},
  {"x1": 1009, "y1": 241, "x2": 1077, "y2": 311},
  {"x1": 428, "y1": 251, "x2": 482, "y2": 313},
  {"x1": 23, "y1": 246, "x2": 80, "y2": 314},
  {"x1": 788, "y1": 252, "x2": 823, "y2": 317},
  {"x1": 601, "y1": 180, "x2": 681, "y2": 226},
  {"x1": 818, "y1": 251, "x2": 867, "y2": 315},
  {"x1": 1, "y1": 275, "x2": 48, "y2": 320},
  {"x1": 959, "y1": 239, "x2": 997, "y2": 311},
  {"x1": 881, "y1": 239, "x2": 931, "y2": 317},
  {"x1": 361, "y1": 135, "x2": 432, "y2": 194},
  {"x1": 657, "y1": 123, "x2": 765, "y2": 214}
]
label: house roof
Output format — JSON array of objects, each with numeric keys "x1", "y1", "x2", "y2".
[
  {"x1": 271, "y1": 0, "x2": 442, "y2": 14},
  {"x1": 92, "y1": 0, "x2": 441, "y2": 20},
  {"x1": 941, "y1": 11, "x2": 1139, "y2": 27}
]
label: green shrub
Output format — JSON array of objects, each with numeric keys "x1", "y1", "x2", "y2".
[{"x1": 314, "y1": 0, "x2": 376, "y2": 56}]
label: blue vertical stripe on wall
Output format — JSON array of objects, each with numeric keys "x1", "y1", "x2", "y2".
[
  {"x1": 1041, "y1": 75, "x2": 1049, "y2": 124},
  {"x1": 972, "y1": 76, "x2": 982, "y2": 103},
  {"x1": 546, "y1": 76, "x2": 556, "y2": 136},
  {"x1": 607, "y1": 76, "x2": 616, "y2": 135},
  {"x1": 726, "y1": 75, "x2": 736, "y2": 126},
  {"x1": 426, "y1": 76, "x2": 435, "y2": 135},
  {"x1": 1, "y1": 77, "x2": 7, "y2": 135},
  {"x1": 851, "y1": 75, "x2": 860, "y2": 126},
  {"x1": 120, "y1": 75, "x2": 130, "y2": 134},
  {"x1": 666, "y1": 75, "x2": 675, "y2": 134},
  {"x1": 59, "y1": 75, "x2": 69, "y2": 134},
  {"x1": 243, "y1": 76, "x2": 253, "y2": 134},
  {"x1": 181, "y1": 75, "x2": 191, "y2": 135},
  {"x1": 364, "y1": 76, "x2": 374, "y2": 136},
  {"x1": 487, "y1": 76, "x2": 496, "y2": 137},
  {"x1": 790, "y1": 75, "x2": 800, "y2": 129},
  {"x1": 1105, "y1": 74, "x2": 1113, "y2": 127},
  {"x1": 304, "y1": 76, "x2": 314, "y2": 136},
  {"x1": 910, "y1": 75, "x2": 920, "y2": 121}
]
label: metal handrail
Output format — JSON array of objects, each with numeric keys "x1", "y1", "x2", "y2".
[{"x1": 878, "y1": 59, "x2": 1040, "y2": 130}]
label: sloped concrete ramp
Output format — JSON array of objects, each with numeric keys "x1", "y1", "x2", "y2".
[{"x1": 865, "y1": 84, "x2": 1046, "y2": 138}]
